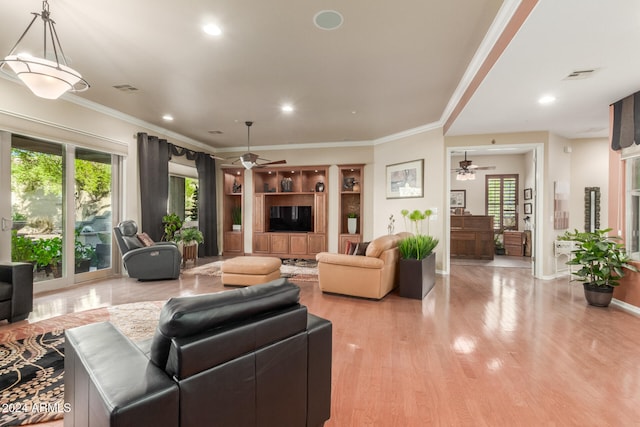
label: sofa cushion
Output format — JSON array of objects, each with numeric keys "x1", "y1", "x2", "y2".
[
  {"x1": 365, "y1": 235, "x2": 401, "y2": 258},
  {"x1": 150, "y1": 278, "x2": 300, "y2": 369},
  {"x1": 122, "y1": 235, "x2": 144, "y2": 250}
]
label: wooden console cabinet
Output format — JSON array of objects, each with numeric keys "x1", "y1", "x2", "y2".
[
  {"x1": 504, "y1": 230, "x2": 532, "y2": 257},
  {"x1": 450, "y1": 215, "x2": 494, "y2": 260},
  {"x1": 252, "y1": 166, "x2": 328, "y2": 259}
]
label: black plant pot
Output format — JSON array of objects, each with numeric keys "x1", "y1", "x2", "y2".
[
  {"x1": 583, "y1": 282, "x2": 614, "y2": 307},
  {"x1": 75, "y1": 259, "x2": 91, "y2": 274},
  {"x1": 398, "y1": 252, "x2": 436, "y2": 299}
]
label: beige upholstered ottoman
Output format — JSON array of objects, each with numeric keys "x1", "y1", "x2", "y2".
[{"x1": 221, "y1": 256, "x2": 282, "y2": 286}]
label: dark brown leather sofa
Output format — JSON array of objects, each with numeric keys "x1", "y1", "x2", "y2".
[
  {"x1": 64, "y1": 278, "x2": 332, "y2": 427},
  {"x1": 0, "y1": 262, "x2": 33, "y2": 323}
]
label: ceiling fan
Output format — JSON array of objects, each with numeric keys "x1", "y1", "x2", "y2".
[
  {"x1": 217, "y1": 121, "x2": 287, "y2": 170},
  {"x1": 451, "y1": 151, "x2": 495, "y2": 180}
]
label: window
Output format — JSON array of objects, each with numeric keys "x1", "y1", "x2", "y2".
[
  {"x1": 486, "y1": 174, "x2": 518, "y2": 231},
  {"x1": 627, "y1": 157, "x2": 640, "y2": 260}
]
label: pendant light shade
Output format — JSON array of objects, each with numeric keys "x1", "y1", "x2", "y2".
[{"x1": 0, "y1": 1, "x2": 89, "y2": 99}]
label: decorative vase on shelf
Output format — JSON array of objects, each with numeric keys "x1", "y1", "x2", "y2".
[
  {"x1": 347, "y1": 217, "x2": 357, "y2": 234},
  {"x1": 352, "y1": 182, "x2": 361, "y2": 192},
  {"x1": 315, "y1": 181, "x2": 324, "y2": 192},
  {"x1": 281, "y1": 177, "x2": 293, "y2": 192}
]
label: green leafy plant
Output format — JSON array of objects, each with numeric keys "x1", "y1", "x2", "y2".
[
  {"x1": 347, "y1": 212, "x2": 357, "y2": 219},
  {"x1": 399, "y1": 234, "x2": 439, "y2": 260},
  {"x1": 11, "y1": 230, "x2": 34, "y2": 263},
  {"x1": 398, "y1": 209, "x2": 438, "y2": 260},
  {"x1": 562, "y1": 228, "x2": 638, "y2": 287},
  {"x1": 75, "y1": 231, "x2": 96, "y2": 263},
  {"x1": 231, "y1": 206, "x2": 242, "y2": 225},
  {"x1": 32, "y1": 236, "x2": 63, "y2": 269},
  {"x1": 12, "y1": 212, "x2": 27, "y2": 221},
  {"x1": 162, "y1": 213, "x2": 184, "y2": 241},
  {"x1": 176, "y1": 227, "x2": 204, "y2": 245},
  {"x1": 494, "y1": 233, "x2": 504, "y2": 250}
]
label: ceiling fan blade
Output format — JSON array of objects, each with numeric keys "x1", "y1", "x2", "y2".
[
  {"x1": 474, "y1": 166, "x2": 496, "y2": 170},
  {"x1": 260, "y1": 159, "x2": 287, "y2": 166},
  {"x1": 209, "y1": 154, "x2": 227, "y2": 161}
]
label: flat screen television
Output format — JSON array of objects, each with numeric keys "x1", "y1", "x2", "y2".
[{"x1": 269, "y1": 206, "x2": 313, "y2": 232}]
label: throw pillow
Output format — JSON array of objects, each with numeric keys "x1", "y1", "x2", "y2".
[
  {"x1": 354, "y1": 241, "x2": 370, "y2": 256},
  {"x1": 345, "y1": 240, "x2": 357, "y2": 255},
  {"x1": 137, "y1": 232, "x2": 155, "y2": 247}
]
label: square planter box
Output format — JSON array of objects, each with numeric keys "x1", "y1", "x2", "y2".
[{"x1": 398, "y1": 252, "x2": 436, "y2": 299}]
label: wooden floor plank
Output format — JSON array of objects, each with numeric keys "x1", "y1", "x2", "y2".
[{"x1": 4, "y1": 259, "x2": 640, "y2": 426}]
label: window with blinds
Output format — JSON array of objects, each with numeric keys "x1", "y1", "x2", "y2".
[{"x1": 486, "y1": 174, "x2": 518, "y2": 231}]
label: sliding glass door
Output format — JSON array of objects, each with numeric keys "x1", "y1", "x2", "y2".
[
  {"x1": 0, "y1": 133, "x2": 119, "y2": 285},
  {"x1": 11, "y1": 136, "x2": 65, "y2": 282}
]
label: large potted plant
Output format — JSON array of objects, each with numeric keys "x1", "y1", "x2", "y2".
[
  {"x1": 398, "y1": 209, "x2": 439, "y2": 299},
  {"x1": 562, "y1": 228, "x2": 638, "y2": 307},
  {"x1": 75, "y1": 231, "x2": 96, "y2": 273}
]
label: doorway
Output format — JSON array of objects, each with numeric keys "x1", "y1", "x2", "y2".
[{"x1": 446, "y1": 144, "x2": 543, "y2": 278}]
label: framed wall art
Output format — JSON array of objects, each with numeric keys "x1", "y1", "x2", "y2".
[
  {"x1": 450, "y1": 190, "x2": 466, "y2": 208},
  {"x1": 385, "y1": 159, "x2": 424, "y2": 199},
  {"x1": 524, "y1": 188, "x2": 532, "y2": 200},
  {"x1": 524, "y1": 203, "x2": 532, "y2": 214}
]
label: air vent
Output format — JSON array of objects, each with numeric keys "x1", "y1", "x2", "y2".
[
  {"x1": 564, "y1": 69, "x2": 596, "y2": 80},
  {"x1": 113, "y1": 84, "x2": 139, "y2": 92},
  {"x1": 208, "y1": 130, "x2": 224, "y2": 135}
]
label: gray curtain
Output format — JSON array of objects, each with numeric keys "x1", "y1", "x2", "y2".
[
  {"x1": 137, "y1": 133, "x2": 169, "y2": 242},
  {"x1": 196, "y1": 152, "x2": 219, "y2": 256}
]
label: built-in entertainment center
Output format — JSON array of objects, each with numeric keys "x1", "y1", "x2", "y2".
[
  {"x1": 252, "y1": 166, "x2": 328, "y2": 258},
  {"x1": 222, "y1": 164, "x2": 363, "y2": 258}
]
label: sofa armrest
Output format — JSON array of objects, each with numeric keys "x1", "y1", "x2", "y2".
[
  {"x1": 307, "y1": 314, "x2": 332, "y2": 427},
  {"x1": 65, "y1": 322, "x2": 179, "y2": 427},
  {"x1": 316, "y1": 252, "x2": 384, "y2": 269}
]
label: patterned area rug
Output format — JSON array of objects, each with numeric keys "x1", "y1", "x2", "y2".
[
  {"x1": 0, "y1": 302, "x2": 163, "y2": 427},
  {"x1": 182, "y1": 260, "x2": 319, "y2": 282}
]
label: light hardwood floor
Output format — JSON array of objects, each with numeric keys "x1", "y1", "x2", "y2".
[{"x1": 6, "y1": 259, "x2": 640, "y2": 426}]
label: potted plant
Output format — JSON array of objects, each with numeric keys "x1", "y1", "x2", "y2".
[
  {"x1": 231, "y1": 206, "x2": 242, "y2": 231},
  {"x1": 347, "y1": 212, "x2": 358, "y2": 234},
  {"x1": 162, "y1": 213, "x2": 184, "y2": 241},
  {"x1": 398, "y1": 209, "x2": 439, "y2": 299},
  {"x1": 11, "y1": 230, "x2": 34, "y2": 263},
  {"x1": 494, "y1": 233, "x2": 505, "y2": 255},
  {"x1": 562, "y1": 228, "x2": 638, "y2": 307},
  {"x1": 176, "y1": 227, "x2": 204, "y2": 266},
  {"x1": 32, "y1": 236, "x2": 63, "y2": 278},
  {"x1": 75, "y1": 231, "x2": 95, "y2": 273}
]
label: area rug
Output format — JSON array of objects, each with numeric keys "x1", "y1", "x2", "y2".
[
  {"x1": 0, "y1": 302, "x2": 162, "y2": 427},
  {"x1": 182, "y1": 260, "x2": 319, "y2": 282}
]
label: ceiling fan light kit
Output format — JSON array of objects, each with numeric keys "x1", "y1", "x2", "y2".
[
  {"x1": 222, "y1": 121, "x2": 286, "y2": 170},
  {"x1": 453, "y1": 151, "x2": 495, "y2": 180},
  {"x1": 0, "y1": 0, "x2": 89, "y2": 99}
]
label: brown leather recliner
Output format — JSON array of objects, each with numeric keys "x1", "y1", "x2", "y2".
[
  {"x1": 315, "y1": 233, "x2": 412, "y2": 299},
  {"x1": 64, "y1": 278, "x2": 332, "y2": 427}
]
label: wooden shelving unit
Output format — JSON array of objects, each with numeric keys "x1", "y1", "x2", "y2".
[
  {"x1": 338, "y1": 164, "x2": 364, "y2": 252},
  {"x1": 222, "y1": 168, "x2": 244, "y2": 256},
  {"x1": 253, "y1": 166, "x2": 328, "y2": 259}
]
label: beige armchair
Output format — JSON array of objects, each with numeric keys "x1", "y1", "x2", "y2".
[{"x1": 315, "y1": 233, "x2": 411, "y2": 299}]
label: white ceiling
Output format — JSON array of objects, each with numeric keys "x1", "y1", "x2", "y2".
[{"x1": 1, "y1": 0, "x2": 639, "y2": 151}]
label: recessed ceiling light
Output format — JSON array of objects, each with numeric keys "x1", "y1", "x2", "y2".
[
  {"x1": 538, "y1": 95, "x2": 556, "y2": 105},
  {"x1": 203, "y1": 24, "x2": 222, "y2": 36},
  {"x1": 281, "y1": 104, "x2": 294, "y2": 113},
  {"x1": 314, "y1": 10, "x2": 343, "y2": 30},
  {"x1": 162, "y1": 114, "x2": 174, "y2": 121}
]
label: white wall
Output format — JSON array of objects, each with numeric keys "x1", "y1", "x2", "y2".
[
  {"x1": 372, "y1": 127, "x2": 446, "y2": 270},
  {"x1": 568, "y1": 138, "x2": 610, "y2": 231}
]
